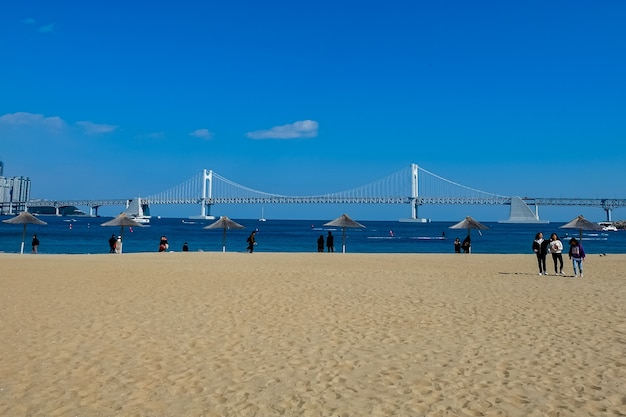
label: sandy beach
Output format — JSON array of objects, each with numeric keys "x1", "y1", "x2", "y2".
[{"x1": 1, "y1": 252, "x2": 625, "y2": 417}]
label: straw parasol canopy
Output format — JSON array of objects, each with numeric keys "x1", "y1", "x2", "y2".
[
  {"x1": 100, "y1": 213, "x2": 143, "y2": 253},
  {"x1": 204, "y1": 216, "x2": 245, "y2": 252},
  {"x1": 323, "y1": 213, "x2": 365, "y2": 253},
  {"x1": 2, "y1": 211, "x2": 47, "y2": 254},
  {"x1": 559, "y1": 215, "x2": 602, "y2": 241},
  {"x1": 449, "y1": 216, "x2": 488, "y2": 253},
  {"x1": 449, "y1": 216, "x2": 489, "y2": 235}
]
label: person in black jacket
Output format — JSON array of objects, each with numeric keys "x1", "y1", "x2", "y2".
[
  {"x1": 31, "y1": 234, "x2": 40, "y2": 254},
  {"x1": 326, "y1": 231, "x2": 334, "y2": 252},
  {"x1": 247, "y1": 230, "x2": 257, "y2": 253},
  {"x1": 108, "y1": 234, "x2": 117, "y2": 253},
  {"x1": 317, "y1": 234, "x2": 325, "y2": 252},
  {"x1": 532, "y1": 232, "x2": 550, "y2": 275}
]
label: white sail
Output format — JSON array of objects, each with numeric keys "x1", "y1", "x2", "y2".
[{"x1": 123, "y1": 198, "x2": 151, "y2": 224}]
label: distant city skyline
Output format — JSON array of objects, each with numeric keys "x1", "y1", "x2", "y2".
[{"x1": 1, "y1": 1, "x2": 624, "y2": 221}]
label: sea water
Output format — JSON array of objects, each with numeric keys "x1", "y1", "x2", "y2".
[{"x1": 1, "y1": 216, "x2": 624, "y2": 255}]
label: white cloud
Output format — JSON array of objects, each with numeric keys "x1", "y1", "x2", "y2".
[
  {"x1": 246, "y1": 120, "x2": 319, "y2": 140},
  {"x1": 0, "y1": 112, "x2": 65, "y2": 130},
  {"x1": 190, "y1": 129, "x2": 213, "y2": 140},
  {"x1": 76, "y1": 121, "x2": 118, "y2": 134}
]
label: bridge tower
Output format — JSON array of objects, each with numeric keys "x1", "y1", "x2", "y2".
[
  {"x1": 190, "y1": 169, "x2": 216, "y2": 220},
  {"x1": 400, "y1": 164, "x2": 430, "y2": 222}
]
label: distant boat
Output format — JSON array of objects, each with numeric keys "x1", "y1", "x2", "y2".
[
  {"x1": 599, "y1": 221, "x2": 618, "y2": 232},
  {"x1": 258, "y1": 207, "x2": 267, "y2": 222},
  {"x1": 123, "y1": 197, "x2": 151, "y2": 224}
]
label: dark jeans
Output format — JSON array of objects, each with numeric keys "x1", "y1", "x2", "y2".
[
  {"x1": 536, "y1": 253, "x2": 546, "y2": 273},
  {"x1": 551, "y1": 253, "x2": 563, "y2": 273}
]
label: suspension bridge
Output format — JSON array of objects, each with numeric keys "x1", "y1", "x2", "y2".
[{"x1": 25, "y1": 164, "x2": 626, "y2": 222}]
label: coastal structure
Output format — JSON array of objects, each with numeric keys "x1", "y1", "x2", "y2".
[
  {"x1": 23, "y1": 164, "x2": 626, "y2": 222},
  {"x1": 0, "y1": 161, "x2": 31, "y2": 214}
]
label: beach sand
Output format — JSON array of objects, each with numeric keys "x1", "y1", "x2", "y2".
[{"x1": 1, "y1": 252, "x2": 625, "y2": 417}]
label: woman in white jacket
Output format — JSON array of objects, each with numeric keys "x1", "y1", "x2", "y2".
[{"x1": 549, "y1": 233, "x2": 564, "y2": 275}]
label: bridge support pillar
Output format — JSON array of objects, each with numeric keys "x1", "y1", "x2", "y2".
[
  {"x1": 499, "y1": 197, "x2": 548, "y2": 223},
  {"x1": 399, "y1": 164, "x2": 430, "y2": 222},
  {"x1": 190, "y1": 169, "x2": 215, "y2": 219},
  {"x1": 605, "y1": 208, "x2": 612, "y2": 222}
]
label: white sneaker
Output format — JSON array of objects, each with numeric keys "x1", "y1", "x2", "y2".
[
  {"x1": 580, "y1": 273, "x2": 584, "y2": 278},
  {"x1": 560, "y1": 271, "x2": 565, "y2": 276},
  {"x1": 539, "y1": 272, "x2": 543, "y2": 275}
]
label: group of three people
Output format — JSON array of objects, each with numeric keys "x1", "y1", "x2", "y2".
[{"x1": 533, "y1": 232, "x2": 585, "y2": 277}]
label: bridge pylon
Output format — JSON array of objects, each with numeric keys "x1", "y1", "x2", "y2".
[
  {"x1": 399, "y1": 163, "x2": 430, "y2": 223},
  {"x1": 190, "y1": 169, "x2": 215, "y2": 220}
]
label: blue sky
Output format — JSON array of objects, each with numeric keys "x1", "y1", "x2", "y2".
[{"x1": 1, "y1": 1, "x2": 624, "y2": 221}]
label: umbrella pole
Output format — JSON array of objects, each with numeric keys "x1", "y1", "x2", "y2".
[
  {"x1": 21, "y1": 224, "x2": 26, "y2": 254},
  {"x1": 120, "y1": 226, "x2": 124, "y2": 254},
  {"x1": 222, "y1": 228, "x2": 226, "y2": 252},
  {"x1": 342, "y1": 227, "x2": 346, "y2": 253}
]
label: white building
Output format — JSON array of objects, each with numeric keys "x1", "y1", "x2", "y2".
[{"x1": 0, "y1": 175, "x2": 31, "y2": 215}]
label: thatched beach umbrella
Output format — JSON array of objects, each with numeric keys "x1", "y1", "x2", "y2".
[
  {"x1": 2, "y1": 211, "x2": 47, "y2": 254},
  {"x1": 323, "y1": 213, "x2": 365, "y2": 253},
  {"x1": 449, "y1": 216, "x2": 489, "y2": 253},
  {"x1": 204, "y1": 216, "x2": 245, "y2": 252},
  {"x1": 560, "y1": 215, "x2": 602, "y2": 241},
  {"x1": 100, "y1": 213, "x2": 143, "y2": 253}
]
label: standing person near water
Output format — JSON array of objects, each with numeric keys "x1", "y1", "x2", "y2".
[
  {"x1": 31, "y1": 235, "x2": 40, "y2": 254},
  {"x1": 246, "y1": 230, "x2": 257, "y2": 253},
  {"x1": 532, "y1": 232, "x2": 550, "y2": 275},
  {"x1": 108, "y1": 234, "x2": 117, "y2": 253},
  {"x1": 549, "y1": 233, "x2": 564, "y2": 275},
  {"x1": 317, "y1": 234, "x2": 324, "y2": 252},
  {"x1": 326, "y1": 231, "x2": 334, "y2": 252},
  {"x1": 461, "y1": 235, "x2": 471, "y2": 253}
]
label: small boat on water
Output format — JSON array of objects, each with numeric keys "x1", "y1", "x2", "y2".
[
  {"x1": 258, "y1": 207, "x2": 267, "y2": 222},
  {"x1": 599, "y1": 221, "x2": 618, "y2": 232}
]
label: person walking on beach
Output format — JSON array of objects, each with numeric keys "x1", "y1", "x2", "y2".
[
  {"x1": 317, "y1": 234, "x2": 325, "y2": 252},
  {"x1": 108, "y1": 234, "x2": 117, "y2": 253},
  {"x1": 454, "y1": 237, "x2": 461, "y2": 253},
  {"x1": 549, "y1": 233, "x2": 564, "y2": 275},
  {"x1": 326, "y1": 231, "x2": 334, "y2": 252},
  {"x1": 247, "y1": 230, "x2": 257, "y2": 253},
  {"x1": 532, "y1": 232, "x2": 550, "y2": 275},
  {"x1": 31, "y1": 234, "x2": 40, "y2": 254},
  {"x1": 568, "y1": 237, "x2": 585, "y2": 277},
  {"x1": 115, "y1": 236, "x2": 122, "y2": 254},
  {"x1": 182, "y1": 242, "x2": 189, "y2": 252}
]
